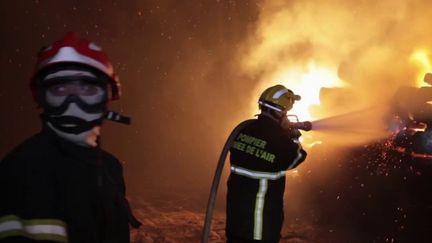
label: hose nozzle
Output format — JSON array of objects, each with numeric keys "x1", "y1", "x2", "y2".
[{"x1": 287, "y1": 121, "x2": 312, "y2": 131}]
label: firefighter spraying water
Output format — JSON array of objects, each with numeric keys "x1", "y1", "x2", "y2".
[
  {"x1": 201, "y1": 80, "x2": 404, "y2": 243},
  {"x1": 202, "y1": 84, "x2": 311, "y2": 243}
]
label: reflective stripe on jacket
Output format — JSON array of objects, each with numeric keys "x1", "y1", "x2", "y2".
[
  {"x1": 0, "y1": 215, "x2": 67, "y2": 242},
  {"x1": 0, "y1": 126, "x2": 131, "y2": 243},
  {"x1": 226, "y1": 115, "x2": 307, "y2": 241}
]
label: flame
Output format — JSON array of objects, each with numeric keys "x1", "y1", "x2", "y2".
[
  {"x1": 410, "y1": 49, "x2": 431, "y2": 87},
  {"x1": 251, "y1": 61, "x2": 345, "y2": 149},
  {"x1": 273, "y1": 61, "x2": 345, "y2": 121}
]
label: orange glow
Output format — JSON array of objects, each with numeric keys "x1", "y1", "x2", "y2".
[
  {"x1": 250, "y1": 61, "x2": 346, "y2": 122},
  {"x1": 410, "y1": 49, "x2": 432, "y2": 87},
  {"x1": 241, "y1": 0, "x2": 420, "y2": 151},
  {"x1": 278, "y1": 61, "x2": 345, "y2": 121},
  {"x1": 286, "y1": 169, "x2": 300, "y2": 178}
]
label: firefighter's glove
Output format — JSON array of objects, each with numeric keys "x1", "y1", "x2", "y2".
[{"x1": 286, "y1": 128, "x2": 301, "y2": 140}]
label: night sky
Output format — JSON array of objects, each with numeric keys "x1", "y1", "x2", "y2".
[
  {"x1": 0, "y1": 0, "x2": 261, "y2": 197},
  {"x1": 2, "y1": 1, "x2": 432, "y2": 242}
]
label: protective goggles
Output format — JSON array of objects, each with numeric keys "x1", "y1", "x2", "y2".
[
  {"x1": 43, "y1": 76, "x2": 107, "y2": 103},
  {"x1": 39, "y1": 77, "x2": 109, "y2": 114}
]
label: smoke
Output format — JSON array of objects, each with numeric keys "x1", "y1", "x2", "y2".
[
  {"x1": 232, "y1": 0, "x2": 432, "y2": 228},
  {"x1": 238, "y1": 0, "x2": 432, "y2": 147}
]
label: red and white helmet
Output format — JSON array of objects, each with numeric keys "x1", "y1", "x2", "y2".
[{"x1": 31, "y1": 32, "x2": 120, "y2": 101}]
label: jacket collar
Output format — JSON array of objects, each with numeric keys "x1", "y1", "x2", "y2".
[{"x1": 41, "y1": 124, "x2": 100, "y2": 163}]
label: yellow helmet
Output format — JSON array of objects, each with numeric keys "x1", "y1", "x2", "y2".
[{"x1": 258, "y1": 84, "x2": 301, "y2": 112}]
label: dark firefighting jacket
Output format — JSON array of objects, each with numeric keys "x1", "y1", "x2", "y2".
[
  {"x1": 0, "y1": 127, "x2": 134, "y2": 243},
  {"x1": 226, "y1": 115, "x2": 307, "y2": 241}
]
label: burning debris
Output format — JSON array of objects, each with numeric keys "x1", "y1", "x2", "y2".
[{"x1": 390, "y1": 72, "x2": 432, "y2": 159}]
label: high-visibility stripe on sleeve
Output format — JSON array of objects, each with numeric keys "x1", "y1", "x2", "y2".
[
  {"x1": 287, "y1": 140, "x2": 304, "y2": 170},
  {"x1": 230, "y1": 165, "x2": 286, "y2": 180},
  {"x1": 0, "y1": 215, "x2": 67, "y2": 242},
  {"x1": 253, "y1": 179, "x2": 268, "y2": 240}
]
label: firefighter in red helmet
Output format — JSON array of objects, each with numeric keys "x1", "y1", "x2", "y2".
[
  {"x1": 0, "y1": 32, "x2": 140, "y2": 243},
  {"x1": 226, "y1": 85, "x2": 307, "y2": 243}
]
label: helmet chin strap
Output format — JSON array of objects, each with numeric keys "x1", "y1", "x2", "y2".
[
  {"x1": 43, "y1": 111, "x2": 130, "y2": 147},
  {"x1": 46, "y1": 122, "x2": 100, "y2": 147},
  {"x1": 41, "y1": 102, "x2": 105, "y2": 134},
  {"x1": 40, "y1": 101, "x2": 105, "y2": 147},
  {"x1": 41, "y1": 107, "x2": 131, "y2": 135},
  {"x1": 42, "y1": 113, "x2": 104, "y2": 134}
]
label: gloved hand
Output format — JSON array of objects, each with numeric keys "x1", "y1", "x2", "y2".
[
  {"x1": 281, "y1": 117, "x2": 302, "y2": 139},
  {"x1": 285, "y1": 128, "x2": 302, "y2": 140}
]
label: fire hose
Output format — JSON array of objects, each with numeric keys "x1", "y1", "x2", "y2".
[{"x1": 200, "y1": 118, "x2": 312, "y2": 243}]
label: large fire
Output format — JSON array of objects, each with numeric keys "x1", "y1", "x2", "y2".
[
  {"x1": 247, "y1": 60, "x2": 346, "y2": 122},
  {"x1": 237, "y1": 0, "x2": 432, "y2": 172},
  {"x1": 252, "y1": 62, "x2": 346, "y2": 151},
  {"x1": 410, "y1": 49, "x2": 432, "y2": 87},
  {"x1": 277, "y1": 61, "x2": 345, "y2": 121}
]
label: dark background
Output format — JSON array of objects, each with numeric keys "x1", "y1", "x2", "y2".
[{"x1": 0, "y1": 0, "x2": 261, "y2": 198}]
